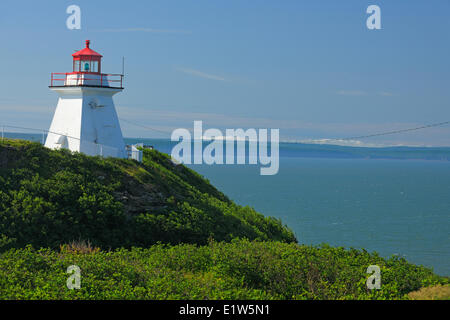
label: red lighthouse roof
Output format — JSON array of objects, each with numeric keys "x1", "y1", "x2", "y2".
[
  {"x1": 50, "y1": 40, "x2": 123, "y2": 88},
  {"x1": 72, "y1": 40, "x2": 103, "y2": 58}
]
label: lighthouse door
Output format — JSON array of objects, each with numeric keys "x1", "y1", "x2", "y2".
[{"x1": 55, "y1": 135, "x2": 68, "y2": 150}]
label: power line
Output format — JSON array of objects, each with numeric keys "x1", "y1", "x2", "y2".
[
  {"x1": 120, "y1": 117, "x2": 450, "y2": 141},
  {"x1": 119, "y1": 118, "x2": 172, "y2": 135},
  {"x1": 337, "y1": 121, "x2": 450, "y2": 141},
  {"x1": 4, "y1": 118, "x2": 450, "y2": 143},
  {"x1": 2, "y1": 124, "x2": 81, "y2": 142}
]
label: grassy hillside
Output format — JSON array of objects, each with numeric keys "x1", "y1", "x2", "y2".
[
  {"x1": 0, "y1": 239, "x2": 447, "y2": 300},
  {"x1": 0, "y1": 139, "x2": 295, "y2": 250},
  {"x1": 0, "y1": 139, "x2": 448, "y2": 300}
]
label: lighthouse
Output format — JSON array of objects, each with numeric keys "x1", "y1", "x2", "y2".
[{"x1": 45, "y1": 40, "x2": 127, "y2": 158}]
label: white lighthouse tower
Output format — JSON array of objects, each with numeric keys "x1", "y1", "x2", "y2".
[{"x1": 45, "y1": 40, "x2": 126, "y2": 158}]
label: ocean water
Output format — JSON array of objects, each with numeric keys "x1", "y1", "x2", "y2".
[
  {"x1": 3, "y1": 134, "x2": 450, "y2": 275},
  {"x1": 133, "y1": 138, "x2": 450, "y2": 276},
  {"x1": 190, "y1": 158, "x2": 450, "y2": 276}
]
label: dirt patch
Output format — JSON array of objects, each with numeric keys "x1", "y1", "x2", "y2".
[{"x1": 408, "y1": 284, "x2": 450, "y2": 300}]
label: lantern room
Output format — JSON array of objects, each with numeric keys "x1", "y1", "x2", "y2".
[
  {"x1": 72, "y1": 40, "x2": 102, "y2": 73},
  {"x1": 50, "y1": 40, "x2": 123, "y2": 88}
]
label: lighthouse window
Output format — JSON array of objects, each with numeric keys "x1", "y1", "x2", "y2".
[
  {"x1": 74, "y1": 60, "x2": 80, "y2": 72},
  {"x1": 92, "y1": 61, "x2": 98, "y2": 73}
]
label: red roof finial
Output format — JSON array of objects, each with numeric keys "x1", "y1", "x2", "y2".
[{"x1": 72, "y1": 40, "x2": 103, "y2": 58}]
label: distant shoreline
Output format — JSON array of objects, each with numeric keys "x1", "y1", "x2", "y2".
[{"x1": 3, "y1": 132, "x2": 450, "y2": 162}]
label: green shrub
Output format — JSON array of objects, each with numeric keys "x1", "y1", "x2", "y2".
[
  {"x1": 1, "y1": 139, "x2": 446, "y2": 300},
  {"x1": 0, "y1": 240, "x2": 446, "y2": 300},
  {"x1": 0, "y1": 140, "x2": 296, "y2": 250}
]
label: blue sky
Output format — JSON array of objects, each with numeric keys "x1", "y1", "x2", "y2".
[{"x1": 0, "y1": 0, "x2": 449, "y2": 146}]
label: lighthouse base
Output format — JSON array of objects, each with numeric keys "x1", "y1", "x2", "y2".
[{"x1": 45, "y1": 86, "x2": 127, "y2": 158}]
